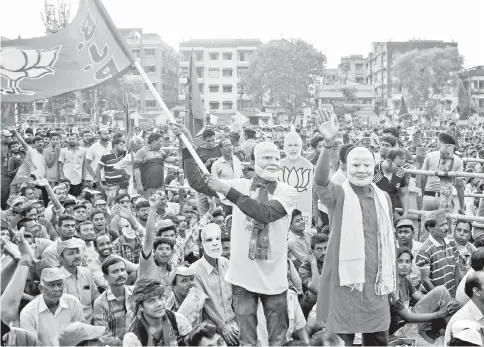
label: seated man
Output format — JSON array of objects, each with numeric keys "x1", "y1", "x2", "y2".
[
  {"x1": 298, "y1": 233, "x2": 328, "y2": 317},
  {"x1": 187, "y1": 322, "x2": 227, "y2": 347},
  {"x1": 453, "y1": 220, "x2": 477, "y2": 276},
  {"x1": 390, "y1": 247, "x2": 458, "y2": 343},
  {"x1": 124, "y1": 278, "x2": 192, "y2": 346},
  {"x1": 455, "y1": 248, "x2": 484, "y2": 308},
  {"x1": 395, "y1": 219, "x2": 422, "y2": 288}
]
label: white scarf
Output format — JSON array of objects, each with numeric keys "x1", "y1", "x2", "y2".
[{"x1": 339, "y1": 180, "x2": 396, "y2": 295}]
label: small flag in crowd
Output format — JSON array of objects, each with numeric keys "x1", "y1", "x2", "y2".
[
  {"x1": 0, "y1": 0, "x2": 135, "y2": 103},
  {"x1": 184, "y1": 51, "x2": 205, "y2": 141}
]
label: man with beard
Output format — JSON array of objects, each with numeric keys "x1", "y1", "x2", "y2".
[
  {"x1": 6, "y1": 196, "x2": 27, "y2": 223},
  {"x1": 20, "y1": 267, "x2": 84, "y2": 346},
  {"x1": 43, "y1": 132, "x2": 61, "y2": 187},
  {"x1": 73, "y1": 204, "x2": 88, "y2": 225},
  {"x1": 124, "y1": 278, "x2": 192, "y2": 346},
  {"x1": 15, "y1": 205, "x2": 50, "y2": 239},
  {"x1": 377, "y1": 136, "x2": 397, "y2": 164},
  {"x1": 84, "y1": 128, "x2": 112, "y2": 188},
  {"x1": 58, "y1": 239, "x2": 99, "y2": 322},
  {"x1": 298, "y1": 233, "x2": 328, "y2": 317},
  {"x1": 1, "y1": 129, "x2": 13, "y2": 209},
  {"x1": 166, "y1": 266, "x2": 208, "y2": 326},
  {"x1": 81, "y1": 131, "x2": 93, "y2": 148},
  {"x1": 138, "y1": 194, "x2": 175, "y2": 288},
  {"x1": 175, "y1": 122, "x2": 298, "y2": 346},
  {"x1": 77, "y1": 221, "x2": 99, "y2": 264},
  {"x1": 7, "y1": 141, "x2": 25, "y2": 181},
  {"x1": 93, "y1": 257, "x2": 136, "y2": 346},
  {"x1": 88, "y1": 233, "x2": 138, "y2": 291},
  {"x1": 190, "y1": 223, "x2": 238, "y2": 345},
  {"x1": 211, "y1": 138, "x2": 243, "y2": 216},
  {"x1": 313, "y1": 109, "x2": 396, "y2": 346},
  {"x1": 59, "y1": 132, "x2": 87, "y2": 197}
]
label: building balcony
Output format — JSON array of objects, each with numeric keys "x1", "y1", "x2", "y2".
[{"x1": 237, "y1": 60, "x2": 250, "y2": 66}]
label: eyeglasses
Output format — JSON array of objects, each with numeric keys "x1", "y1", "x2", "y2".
[
  {"x1": 138, "y1": 208, "x2": 150, "y2": 213},
  {"x1": 119, "y1": 200, "x2": 130, "y2": 205}
]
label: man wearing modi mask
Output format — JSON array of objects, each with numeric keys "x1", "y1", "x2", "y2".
[
  {"x1": 312, "y1": 109, "x2": 397, "y2": 346},
  {"x1": 174, "y1": 122, "x2": 298, "y2": 346}
]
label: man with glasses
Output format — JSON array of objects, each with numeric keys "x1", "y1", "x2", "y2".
[
  {"x1": 373, "y1": 147, "x2": 410, "y2": 221},
  {"x1": 211, "y1": 138, "x2": 243, "y2": 216}
]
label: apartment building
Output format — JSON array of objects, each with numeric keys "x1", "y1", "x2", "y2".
[
  {"x1": 178, "y1": 39, "x2": 262, "y2": 124},
  {"x1": 120, "y1": 28, "x2": 179, "y2": 123},
  {"x1": 460, "y1": 66, "x2": 484, "y2": 113},
  {"x1": 366, "y1": 40, "x2": 458, "y2": 111},
  {"x1": 338, "y1": 55, "x2": 367, "y2": 84}
]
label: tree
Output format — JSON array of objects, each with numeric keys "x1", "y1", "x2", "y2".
[
  {"x1": 392, "y1": 46, "x2": 463, "y2": 109},
  {"x1": 339, "y1": 86, "x2": 357, "y2": 104},
  {"x1": 399, "y1": 95, "x2": 408, "y2": 116},
  {"x1": 44, "y1": 91, "x2": 76, "y2": 120},
  {"x1": 457, "y1": 79, "x2": 477, "y2": 120},
  {"x1": 244, "y1": 38, "x2": 326, "y2": 122}
]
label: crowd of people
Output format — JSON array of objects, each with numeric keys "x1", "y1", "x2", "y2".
[{"x1": 1, "y1": 112, "x2": 484, "y2": 347}]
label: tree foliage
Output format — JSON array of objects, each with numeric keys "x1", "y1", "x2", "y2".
[
  {"x1": 457, "y1": 79, "x2": 476, "y2": 120},
  {"x1": 244, "y1": 38, "x2": 326, "y2": 121},
  {"x1": 339, "y1": 86, "x2": 357, "y2": 104},
  {"x1": 392, "y1": 46, "x2": 463, "y2": 108},
  {"x1": 44, "y1": 91, "x2": 76, "y2": 117}
]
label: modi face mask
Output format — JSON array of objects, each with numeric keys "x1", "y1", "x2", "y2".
[
  {"x1": 284, "y1": 133, "x2": 302, "y2": 160},
  {"x1": 346, "y1": 147, "x2": 375, "y2": 187},
  {"x1": 254, "y1": 142, "x2": 281, "y2": 182},
  {"x1": 201, "y1": 224, "x2": 222, "y2": 258}
]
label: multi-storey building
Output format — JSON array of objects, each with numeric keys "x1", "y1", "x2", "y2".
[
  {"x1": 460, "y1": 66, "x2": 484, "y2": 114},
  {"x1": 338, "y1": 55, "x2": 367, "y2": 84},
  {"x1": 120, "y1": 28, "x2": 179, "y2": 123},
  {"x1": 177, "y1": 39, "x2": 262, "y2": 124},
  {"x1": 366, "y1": 40, "x2": 458, "y2": 111}
]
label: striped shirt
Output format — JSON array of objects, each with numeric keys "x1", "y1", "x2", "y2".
[
  {"x1": 415, "y1": 235, "x2": 459, "y2": 297},
  {"x1": 133, "y1": 147, "x2": 167, "y2": 189},
  {"x1": 93, "y1": 285, "x2": 135, "y2": 345},
  {"x1": 99, "y1": 150, "x2": 126, "y2": 186}
]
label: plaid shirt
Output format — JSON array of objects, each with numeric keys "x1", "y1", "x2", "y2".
[
  {"x1": 93, "y1": 285, "x2": 135, "y2": 345},
  {"x1": 172, "y1": 212, "x2": 213, "y2": 266},
  {"x1": 111, "y1": 223, "x2": 145, "y2": 264}
]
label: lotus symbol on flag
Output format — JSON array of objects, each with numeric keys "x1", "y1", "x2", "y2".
[
  {"x1": 280, "y1": 167, "x2": 311, "y2": 192},
  {"x1": 1, "y1": 46, "x2": 61, "y2": 95}
]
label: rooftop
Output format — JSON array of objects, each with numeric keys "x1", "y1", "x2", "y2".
[{"x1": 180, "y1": 39, "x2": 262, "y2": 48}]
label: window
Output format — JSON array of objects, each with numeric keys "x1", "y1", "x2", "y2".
[
  {"x1": 223, "y1": 102, "x2": 233, "y2": 110},
  {"x1": 162, "y1": 51, "x2": 165, "y2": 58},
  {"x1": 480, "y1": 99, "x2": 484, "y2": 108},
  {"x1": 237, "y1": 67, "x2": 248, "y2": 77},
  {"x1": 210, "y1": 85, "x2": 219, "y2": 93},
  {"x1": 145, "y1": 100, "x2": 157, "y2": 108},
  {"x1": 182, "y1": 52, "x2": 191, "y2": 62},
  {"x1": 209, "y1": 102, "x2": 220, "y2": 110},
  {"x1": 180, "y1": 67, "x2": 188, "y2": 75},
  {"x1": 223, "y1": 85, "x2": 233, "y2": 93},
  {"x1": 356, "y1": 78, "x2": 363, "y2": 83},
  {"x1": 144, "y1": 65, "x2": 156, "y2": 74},
  {"x1": 35, "y1": 102, "x2": 43, "y2": 111},
  {"x1": 196, "y1": 53, "x2": 203, "y2": 61},
  {"x1": 480, "y1": 81, "x2": 484, "y2": 89},
  {"x1": 223, "y1": 69, "x2": 233, "y2": 77},
  {"x1": 196, "y1": 67, "x2": 204, "y2": 78},
  {"x1": 209, "y1": 69, "x2": 219, "y2": 78},
  {"x1": 145, "y1": 48, "x2": 155, "y2": 57},
  {"x1": 238, "y1": 52, "x2": 245, "y2": 61},
  {"x1": 355, "y1": 63, "x2": 363, "y2": 72},
  {"x1": 209, "y1": 53, "x2": 219, "y2": 60},
  {"x1": 162, "y1": 67, "x2": 166, "y2": 74},
  {"x1": 199, "y1": 84, "x2": 204, "y2": 93},
  {"x1": 223, "y1": 53, "x2": 232, "y2": 60},
  {"x1": 132, "y1": 49, "x2": 141, "y2": 58}
]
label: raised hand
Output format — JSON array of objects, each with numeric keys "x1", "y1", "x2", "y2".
[
  {"x1": 16, "y1": 228, "x2": 34, "y2": 266},
  {"x1": 148, "y1": 193, "x2": 162, "y2": 208},
  {"x1": 35, "y1": 176, "x2": 50, "y2": 187},
  {"x1": 315, "y1": 108, "x2": 339, "y2": 142}
]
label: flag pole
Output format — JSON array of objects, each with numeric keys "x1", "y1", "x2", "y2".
[{"x1": 133, "y1": 61, "x2": 209, "y2": 175}]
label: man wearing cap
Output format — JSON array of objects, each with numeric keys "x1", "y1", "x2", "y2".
[
  {"x1": 395, "y1": 218, "x2": 423, "y2": 288},
  {"x1": 58, "y1": 238, "x2": 99, "y2": 323},
  {"x1": 445, "y1": 272, "x2": 484, "y2": 345},
  {"x1": 166, "y1": 266, "x2": 208, "y2": 327},
  {"x1": 93, "y1": 256, "x2": 135, "y2": 346},
  {"x1": 58, "y1": 322, "x2": 106, "y2": 346},
  {"x1": 6, "y1": 196, "x2": 27, "y2": 223},
  {"x1": 20, "y1": 267, "x2": 85, "y2": 346}
]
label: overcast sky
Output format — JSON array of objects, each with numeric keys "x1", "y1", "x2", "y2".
[{"x1": 1, "y1": 0, "x2": 483, "y2": 69}]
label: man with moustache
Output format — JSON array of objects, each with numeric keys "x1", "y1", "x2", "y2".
[
  {"x1": 58, "y1": 239, "x2": 99, "y2": 323},
  {"x1": 7, "y1": 141, "x2": 25, "y2": 181},
  {"x1": 88, "y1": 233, "x2": 138, "y2": 291},
  {"x1": 190, "y1": 224, "x2": 238, "y2": 345},
  {"x1": 175, "y1": 122, "x2": 298, "y2": 346},
  {"x1": 313, "y1": 109, "x2": 396, "y2": 346},
  {"x1": 77, "y1": 221, "x2": 99, "y2": 264},
  {"x1": 59, "y1": 132, "x2": 87, "y2": 197},
  {"x1": 93, "y1": 257, "x2": 136, "y2": 346},
  {"x1": 395, "y1": 219, "x2": 423, "y2": 288}
]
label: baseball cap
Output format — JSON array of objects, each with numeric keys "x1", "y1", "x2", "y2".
[
  {"x1": 396, "y1": 219, "x2": 414, "y2": 229},
  {"x1": 157, "y1": 219, "x2": 175, "y2": 233},
  {"x1": 450, "y1": 320, "x2": 484, "y2": 346},
  {"x1": 40, "y1": 267, "x2": 65, "y2": 282},
  {"x1": 169, "y1": 266, "x2": 196, "y2": 285},
  {"x1": 1, "y1": 130, "x2": 12, "y2": 137},
  {"x1": 63, "y1": 199, "x2": 77, "y2": 208},
  {"x1": 58, "y1": 322, "x2": 106, "y2": 347},
  {"x1": 11, "y1": 196, "x2": 27, "y2": 207},
  {"x1": 94, "y1": 199, "x2": 107, "y2": 206},
  {"x1": 57, "y1": 238, "x2": 83, "y2": 256}
]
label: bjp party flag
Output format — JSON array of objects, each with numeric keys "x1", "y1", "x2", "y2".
[{"x1": 0, "y1": 0, "x2": 135, "y2": 103}]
